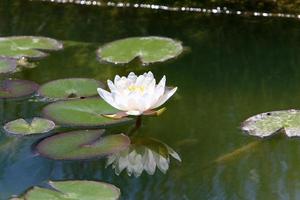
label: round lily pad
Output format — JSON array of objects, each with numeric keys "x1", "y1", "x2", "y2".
[
  {"x1": 241, "y1": 109, "x2": 300, "y2": 137},
  {"x1": 24, "y1": 180, "x2": 120, "y2": 200},
  {"x1": 36, "y1": 129, "x2": 130, "y2": 160},
  {"x1": 0, "y1": 79, "x2": 39, "y2": 98},
  {"x1": 42, "y1": 98, "x2": 131, "y2": 127},
  {"x1": 4, "y1": 117, "x2": 55, "y2": 135},
  {"x1": 97, "y1": 36, "x2": 183, "y2": 65},
  {"x1": 0, "y1": 36, "x2": 63, "y2": 59},
  {"x1": 38, "y1": 78, "x2": 104, "y2": 100},
  {"x1": 0, "y1": 57, "x2": 17, "y2": 74}
]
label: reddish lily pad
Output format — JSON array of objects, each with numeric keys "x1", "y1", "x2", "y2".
[
  {"x1": 0, "y1": 79, "x2": 39, "y2": 99},
  {"x1": 0, "y1": 57, "x2": 17, "y2": 74},
  {"x1": 36, "y1": 129, "x2": 130, "y2": 160}
]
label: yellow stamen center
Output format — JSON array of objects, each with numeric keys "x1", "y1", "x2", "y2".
[{"x1": 128, "y1": 85, "x2": 145, "y2": 93}]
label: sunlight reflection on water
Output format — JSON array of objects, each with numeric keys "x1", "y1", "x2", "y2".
[{"x1": 33, "y1": 0, "x2": 300, "y2": 20}]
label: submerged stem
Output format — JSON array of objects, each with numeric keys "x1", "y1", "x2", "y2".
[{"x1": 128, "y1": 116, "x2": 142, "y2": 136}]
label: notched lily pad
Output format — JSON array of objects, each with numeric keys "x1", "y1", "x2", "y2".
[
  {"x1": 4, "y1": 117, "x2": 55, "y2": 135},
  {"x1": 36, "y1": 129, "x2": 130, "y2": 160},
  {"x1": 97, "y1": 36, "x2": 183, "y2": 65},
  {"x1": 19, "y1": 180, "x2": 120, "y2": 200},
  {"x1": 38, "y1": 78, "x2": 104, "y2": 100},
  {"x1": 42, "y1": 97, "x2": 131, "y2": 127},
  {"x1": 0, "y1": 36, "x2": 63, "y2": 59},
  {"x1": 0, "y1": 79, "x2": 39, "y2": 98},
  {"x1": 241, "y1": 109, "x2": 300, "y2": 137},
  {"x1": 106, "y1": 137, "x2": 181, "y2": 177},
  {"x1": 0, "y1": 57, "x2": 17, "y2": 74}
]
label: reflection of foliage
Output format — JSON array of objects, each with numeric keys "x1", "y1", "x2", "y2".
[{"x1": 106, "y1": 137, "x2": 181, "y2": 177}]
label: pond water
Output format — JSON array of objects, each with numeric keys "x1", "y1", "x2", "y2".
[{"x1": 2, "y1": 0, "x2": 300, "y2": 199}]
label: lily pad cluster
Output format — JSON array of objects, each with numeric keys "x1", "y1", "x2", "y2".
[
  {"x1": 242, "y1": 109, "x2": 300, "y2": 137},
  {"x1": 12, "y1": 180, "x2": 120, "y2": 200},
  {"x1": 97, "y1": 36, "x2": 183, "y2": 65},
  {"x1": 0, "y1": 36, "x2": 63, "y2": 77},
  {"x1": 2, "y1": 35, "x2": 185, "y2": 199},
  {"x1": 0, "y1": 36, "x2": 63, "y2": 98},
  {"x1": 106, "y1": 137, "x2": 181, "y2": 177}
]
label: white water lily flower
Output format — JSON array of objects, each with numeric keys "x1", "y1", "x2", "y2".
[{"x1": 97, "y1": 71, "x2": 177, "y2": 117}]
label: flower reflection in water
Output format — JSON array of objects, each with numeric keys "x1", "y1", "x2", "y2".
[{"x1": 106, "y1": 137, "x2": 181, "y2": 177}]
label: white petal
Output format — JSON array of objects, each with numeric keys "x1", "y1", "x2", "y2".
[
  {"x1": 157, "y1": 155, "x2": 169, "y2": 174},
  {"x1": 125, "y1": 92, "x2": 147, "y2": 112},
  {"x1": 135, "y1": 74, "x2": 146, "y2": 86},
  {"x1": 118, "y1": 154, "x2": 129, "y2": 172},
  {"x1": 151, "y1": 75, "x2": 166, "y2": 102},
  {"x1": 126, "y1": 110, "x2": 142, "y2": 116},
  {"x1": 152, "y1": 87, "x2": 177, "y2": 109},
  {"x1": 166, "y1": 145, "x2": 181, "y2": 162},
  {"x1": 107, "y1": 80, "x2": 116, "y2": 92},
  {"x1": 127, "y1": 72, "x2": 137, "y2": 84},
  {"x1": 146, "y1": 71, "x2": 154, "y2": 79},
  {"x1": 97, "y1": 88, "x2": 120, "y2": 109},
  {"x1": 148, "y1": 83, "x2": 165, "y2": 108},
  {"x1": 144, "y1": 149, "x2": 156, "y2": 175},
  {"x1": 128, "y1": 72, "x2": 136, "y2": 78},
  {"x1": 114, "y1": 75, "x2": 121, "y2": 84},
  {"x1": 147, "y1": 79, "x2": 156, "y2": 90},
  {"x1": 157, "y1": 75, "x2": 166, "y2": 88},
  {"x1": 106, "y1": 155, "x2": 117, "y2": 167},
  {"x1": 141, "y1": 93, "x2": 155, "y2": 111},
  {"x1": 111, "y1": 92, "x2": 129, "y2": 111}
]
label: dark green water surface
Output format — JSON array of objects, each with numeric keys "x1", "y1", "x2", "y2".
[{"x1": 2, "y1": 1, "x2": 300, "y2": 199}]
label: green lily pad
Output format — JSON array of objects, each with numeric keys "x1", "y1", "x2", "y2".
[
  {"x1": 97, "y1": 36, "x2": 183, "y2": 65},
  {"x1": 38, "y1": 78, "x2": 104, "y2": 100},
  {"x1": 3, "y1": 117, "x2": 55, "y2": 135},
  {"x1": 24, "y1": 180, "x2": 120, "y2": 200},
  {"x1": 0, "y1": 79, "x2": 39, "y2": 98},
  {"x1": 0, "y1": 57, "x2": 17, "y2": 74},
  {"x1": 0, "y1": 36, "x2": 63, "y2": 59},
  {"x1": 42, "y1": 98, "x2": 131, "y2": 127},
  {"x1": 36, "y1": 129, "x2": 130, "y2": 160},
  {"x1": 241, "y1": 109, "x2": 300, "y2": 137}
]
